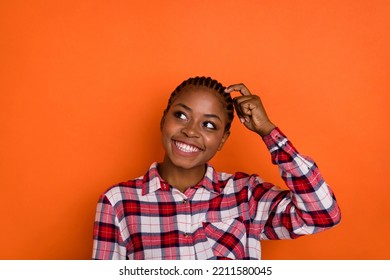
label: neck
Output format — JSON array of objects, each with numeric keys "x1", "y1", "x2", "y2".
[{"x1": 158, "y1": 158, "x2": 206, "y2": 193}]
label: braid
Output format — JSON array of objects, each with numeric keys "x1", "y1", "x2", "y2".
[{"x1": 163, "y1": 76, "x2": 234, "y2": 132}]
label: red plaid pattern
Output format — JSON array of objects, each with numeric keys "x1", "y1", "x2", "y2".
[{"x1": 92, "y1": 128, "x2": 341, "y2": 259}]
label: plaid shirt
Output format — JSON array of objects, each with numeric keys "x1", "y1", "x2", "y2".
[{"x1": 92, "y1": 128, "x2": 341, "y2": 260}]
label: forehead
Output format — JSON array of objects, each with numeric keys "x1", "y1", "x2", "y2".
[{"x1": 172, "y1": 85, "x2": 227, "y2": 109}]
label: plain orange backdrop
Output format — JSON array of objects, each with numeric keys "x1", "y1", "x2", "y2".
[{"x1": 0, "y1": 0, "x2": 389, "y2": 260}]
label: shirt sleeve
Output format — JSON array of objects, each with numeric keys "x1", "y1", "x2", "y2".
[
  {"x1": 92, "y1": 193, "x2": 127, "y2": 259},
  {"x1": 252, "y1": 127, "x2": 341, "y2": 240}
]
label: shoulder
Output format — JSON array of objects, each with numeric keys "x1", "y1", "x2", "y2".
[
  {"x1": 215, "y1": 168, "x2": 261, "y2": 182},
  {"x1": 213, "y1": 168, "x2": 265, "y2": 192},
  {"x1": 101, "y1": 162, "x2": 159, "y2": 201},
  {"x1": 99, "y1": 176, "x2": 144, "y2": 205}
]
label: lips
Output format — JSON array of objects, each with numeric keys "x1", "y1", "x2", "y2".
[{"x1": 173, "y1": 140, "x2": 203, "y2": 153}]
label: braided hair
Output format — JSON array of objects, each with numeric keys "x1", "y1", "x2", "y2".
[{"x1": 162, "y1": 76, "x2": 234, "y2": 132}]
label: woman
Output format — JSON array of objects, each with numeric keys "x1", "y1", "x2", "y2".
[{"x1": 92, "y1": 76, "x2": 341, "y2": 259}]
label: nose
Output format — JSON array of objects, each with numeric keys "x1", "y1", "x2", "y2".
[{"x1": 181, "y1": 120, "x2": 199, "y2": 138}]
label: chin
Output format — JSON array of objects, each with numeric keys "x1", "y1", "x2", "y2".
[{"x1": 170, "y1": 158, "x2": 205, "y2": 171}]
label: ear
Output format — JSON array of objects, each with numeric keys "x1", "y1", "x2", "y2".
[{"x1": 218, "y1": 131, "x2": 230, "y2": 151}]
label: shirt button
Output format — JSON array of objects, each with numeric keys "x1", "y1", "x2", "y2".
[
  {"x1": 161, "y1": 182, "x2": 169, "y2": 191},
  {"x1": 182, "y1": 199, "x2": 188, "y2": 204}
]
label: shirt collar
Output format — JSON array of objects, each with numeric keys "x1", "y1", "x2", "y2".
[
  {"x1": 142, "y1": 162, "x2": 221, "y2": 195},
  {"x1": 195, "y1": 164, "x2": 222, "y2": 193}
]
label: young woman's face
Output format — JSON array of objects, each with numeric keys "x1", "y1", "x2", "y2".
[{"x1": 161, "y1": 86, "x2": 230, "y2": 171}]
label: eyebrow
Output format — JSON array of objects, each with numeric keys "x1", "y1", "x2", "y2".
[{"x1": 174, "y1": 103, "x2": 222, "y2": 121}]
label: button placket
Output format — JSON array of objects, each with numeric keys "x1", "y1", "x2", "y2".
[{"x1": 178, "y1": 195, "x2": 192, "y2": 240}]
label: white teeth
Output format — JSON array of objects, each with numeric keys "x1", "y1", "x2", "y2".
[{"x1": 174, "y1": 141, "x2": 200, "y2": 153}]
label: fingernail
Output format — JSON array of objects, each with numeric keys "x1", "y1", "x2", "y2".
[{"x1": 240, "y1": 118, "x2": 245, "y2": 123}]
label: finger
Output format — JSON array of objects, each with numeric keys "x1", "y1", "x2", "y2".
[
  {"x1": 233, "y1": 99, "x2": 247, "y2": 123},
  {"x1": 225, "y1": 83, "x2": 251, "y2": 96},
  {"x1": 225, "y1": 83, "x2": 251, "y2": 95},
  {"x1": 233, "y1": 95, "x2": 254, "y2": 104},
  {"x1": 233, "y1": 96, "x2": 257, "y2": 114},
  {"x1": 233, "y1": 97, "x2": 252, "y2": 123}
]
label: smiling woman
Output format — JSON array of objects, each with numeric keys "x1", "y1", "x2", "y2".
[
  {"x1": 92, "y1": 76, "x2": 341, "y2": 260},
  {"x1": 159, "y1": 85, "x2": 231, "y2": 191}
]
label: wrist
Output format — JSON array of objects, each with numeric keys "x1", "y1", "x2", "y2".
[{"x1": 257, "y1": 122, "x2": 276, "y2": 137}]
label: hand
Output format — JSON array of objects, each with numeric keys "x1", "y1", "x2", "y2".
[{"x1": 225, "y1": 83, "x2": 276, "y2": 137}]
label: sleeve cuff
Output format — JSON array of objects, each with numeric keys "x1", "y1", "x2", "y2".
[{"x1": 262, "y1": 127, "x2": 288, "y2": 150}]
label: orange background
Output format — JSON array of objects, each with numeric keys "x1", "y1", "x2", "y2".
[{"x1": 1, "y1": 0, "x2": 389, "y2": 260}]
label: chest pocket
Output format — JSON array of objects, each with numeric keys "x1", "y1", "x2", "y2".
[{"x1": 202, "y1": 216, "x2": 246, "y2": 259}]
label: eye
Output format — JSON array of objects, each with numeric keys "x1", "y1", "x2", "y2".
[
  {"x1": 174, "y1": 111, "x2": 187, "y2": 120},
  {"x1": 203, "y1": 121, "x2": 216, "y2": 130}
]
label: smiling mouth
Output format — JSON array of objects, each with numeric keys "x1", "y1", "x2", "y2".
[{"x1": 173, "y1": 140, "x2": 202, "y2": 153}]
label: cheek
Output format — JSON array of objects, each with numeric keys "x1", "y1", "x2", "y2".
[
  {"x1": 204, "y1": 133, "x2": 225, "y2": 149},
  {"x1": 161, "y1": 127, "x2": 172, "y2": 146},
  {"x1": 160, "y1": 118, "x2": 179, "y2": 149},
  {"x1": 161, "y1": 117, "x2": 175, "y2": 136}
]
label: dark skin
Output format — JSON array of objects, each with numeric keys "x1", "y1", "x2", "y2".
[
  {"x1": 159, "y1": 83, "x2": 276, "y2": 193},
  {"x1": 226, "y1": 83, "x2": 276, "y2": 137}
]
